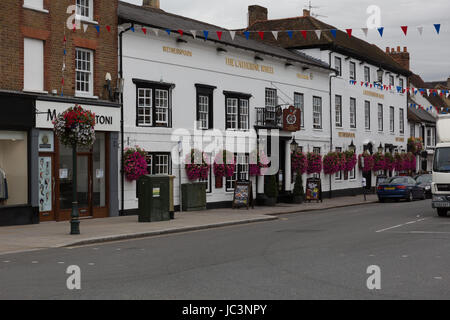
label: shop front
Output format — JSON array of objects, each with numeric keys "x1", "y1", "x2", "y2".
[
  {"x1": 35, "y1": 98, "x2": 120, "y2": 221},
  {"x1": 0, "y1": 92, "x2": 39, "y2": 226}
]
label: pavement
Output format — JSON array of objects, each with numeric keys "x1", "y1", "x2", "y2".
[
  {"x1": 0, "y1": 198, "x2": 447, "y2": 300},
  {"x1": 0, "y1": 194, "x2": 377, "y2": 255}
]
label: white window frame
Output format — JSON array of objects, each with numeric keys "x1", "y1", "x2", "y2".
[
  {"x1": 198, "y1": 95, "x2": 209, "y2": 130},
  {"x1": 226, "y1": 154, "x2": 249, "y2": 192},
  {"x1": 335, "y1": 95, "x2": 342, "y2": 128},
  {"x1": 226, "y1": 98, "x2": 238, "y2": 130},
  {"x1": 389, "y1": 75, "x2": 395, "y2": 87},
  {"x1": 137, "y1": 88, "x2": 152, "y2": 126},
  {"x1": 335, "y1": 56, "x2": 342, "y2": 77},
  {"x1": 313, "y1": 96, "x2": 322, "y2": 129},
  {"x1": 350, "y1": 166, "x2": 356, "y2": 180},
  {"x1": 199, "y1": 154, "x2": 212, "y2": 193},
  {"x1": 239, "y1": 99, "x2": 249, "y2": 130},
  {"x1": 399, "y1": 108, "x2": 405, "y2": 134},
  {"x1": 154, "y1": 154, "x2": 170, "y2": 175},
  {"x1": 265, "y1": 88, "x2": 277, "y2": 122},
  {"x1": 364, "y1": 66, "x2": 370, "y2": 83},
  {"x1": 365, "y1": 101, "x2": 371, "y2": 131},
  {"x1": 427, "y1": 128, "x2": 432, "y2": 147},
  {"x1": 75, "y1": 48, "x2": 94, "y2": 97},
  {"x1": 155, "y1": 89, "x2": 169, "y2": 126},
  {"x1": 23, "y1": 0, "x2": 48, "y2": 13},
  {"x1": 378, "y1": 104, "x2": 384, "y2": 132},
  {"x1": 335, "y1": 147, "x2": 342, "y2": 181},
  {"x1": 390, "y1": 106, "x2": 395, "y2": 133},
  {"x1": 294, "y1": 92, "x2": 304, "y2": 128},
  {"x1": 349, "y1": 62, "x2": 356, "y2": 81},
  {"x1": 76, "y1": 0, "x2": 94, "y2": 21},
  {"x1": 24, "y1": 38, "x2": 45, "y2": 93},
  {"x1": 350, "y1": 98, "x2": 356, "y2": 129}
]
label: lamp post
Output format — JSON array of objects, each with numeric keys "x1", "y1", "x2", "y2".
[
  {"x1": 378, "y1": 143, "x2": 384, "y2": 154},
  {"x1": 349, "y1": 140, "x2": 356, "y2": 153},
  {"x1": 290, "y1": 138, "x2": 299, "y2": 153},
  {"x1": 71, "y1": 144, "x2": 80, "y2": 235}
]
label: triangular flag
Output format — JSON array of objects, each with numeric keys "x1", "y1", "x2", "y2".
[
  {"x1": 301, "y1": 30, "x2": 307, "y2": 39},
  {"x1": 417, "y1": 26, "x2": 423, "y2": 35},
  {"x1": 377, "y1": 27, "x2": 384, "y2": 37},
  {"x1": 272, "y1": 31, "x2": 278, "y2": 40},
  {"x1": 243, "y1": 31, "x2": 250, "y2": 40},
  {"x1": 426, "y1": 89, "x2": 431, "y2": 96},
  {"x1": 401, "y1": 26, "x2": 408, "y2": 36},
  {"x1": 177, "y1": 29, "x2": 183, "y2": 36},
  {"x1": 165, "y1": 29, "x2": 171, "y2": 35},
  {"x1": 73, "y1": 24, "x2": 77, "y2": 32},
  {"x1": 287, "y1": 30, "x2": 293, "y2": 39},
  {"x1": 258, "y1": 31, "x2": 264, "y2": 40},
  {"x1": 63, "y1": 35, "x2": 66, "y2": 42},
  {"x1": 130, "y1": 26, "x2": 135, "y2": 32},
  {"x1": 346, "y1": 29, "x2": 352, "y2": 38},
  {"x1": 315, "y1": 30, "x2": 321, "y2": 39},
  {"x1": 203, "y1": 31, "x2": 209, "y2": 41},
  {"x1": 106, "y1": 25, "x2": 111, "y2": 32},
  {"x1": 361, "y1": 28, "x2": 368, "y2": 37},
  {"x1": 217, "y1": 31, "x2": 223, "y2": 40},
  {"x1": 229, "y1": 31, "x2": 236, "y2": 40},
  {"x1": 434, "y1": 24, "x2": 441, "y2": 34},
  {"x1": 95, "y1": 25, "x2": 100, "y2": 33},
  {"x1": 142, "y1": 27, "x2": 147, "y2": 35},
  {"x1": 191, "y1": 30, "x2": 197, "y2": 39},
  {"x1": 83, "y1": 24, "x2": 88, "y2": 33},
  {"x1": 152, "y1": 28, "x2": 159, "y2": 36},
  {"x1": 330, "y1": 29, "x2": 337, "y2": 38}
]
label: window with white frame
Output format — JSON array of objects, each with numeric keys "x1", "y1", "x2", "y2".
[
  {"x1": 226, "y1": 98, "x2": 238, "y2": 130},
  {"x1": 378, "y1": 104, "x2": 383, "y2": 132},
  {"x1": 226, "y1": 154, "x2": 249, "y2": 191},
  {"x1": 312, "y1": 147, "x2": 321, "y2": 178},
  {"x1": 198, "y1": 95, "x2": 209, "y2": 129},
  {"x1": 350, "y1": 98, "x2": 356, "y2": 129},
  {"x1": 155, "y1": 89, "x2": 169, "y2": 125},
  {"x1": 75, "y1": 48, "x2": 93, "y2": 96},
  {"x1": 389, "y1": 75, "x2": 395, "y2": 87},
  {"x1": 199, "y1": 154, "x2": 212, "y2": 193},
  {"x1": 427, "y1": 128, "x2": 432, "y2": 147},
  {"x1": 410, "y1": 123, "x2": 415, "y2": 138},
  {"x1": 24, "y1": 0, "x2": 44, "y2": 11},
  {"x1": 335, "y1": 95, "x2": 342, "y2": 128},
  {"x1": 399, "y1": 108, "x2": 405, "y2": 134},
  {"x1": 313, "y1": 96, "x2": 322, "y2": 129},
  {"x1": 294, "y1": 92, "x2": 304, "y2": 128},
  {"x1": 196, "y1": 85, "x2": 215, "y2": 130},
  {"x1": 145, "y1": 153, "x2": 171, "y2": 176},
  {"x1": 364, "y1": 66, "x2": 370, "y2": 83},
  {"x1": 349, "y1": 62, "x2": 356, "y2": 81},
  {"x1": 265, "y1": 88, "x2": 277, "y2": 122},
  {"x1": 350, "y1": 165, "x2": 356, "y2": 180},
  {"x1": 137, "y1": 88, "x2": 152, "y2": 125},
  {"x1": 76, "y1": 0, "x2": 93, "y2": 20},
  {"x1": 365, "y1": 101, "x2": 371, "y2": 130},
  {"x1": 335, "y1": 57, "x2": 342, "y2": 76},
  {"x1": 24, "y1": 38, "x2": 44, "y2": 92},
  {"x1": 399, "y1": 78, "x2": 404, "y2": 89},
  {"x1": 335, "y1": 147, "x2": 342, "y2": 181},
  {"x1": 225, "y1": 93, "x2": 250, "y2": 130},
  {"x1": 239, "y1": 99, "x2": 249, "y2": 130},
  {"x1": 390, "y1": 106, "x2": 395, "y2": 133}
]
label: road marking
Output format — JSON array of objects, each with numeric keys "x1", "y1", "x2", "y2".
[
  {"x1": 376, "y1": 218, "x2": 427, "y2": 233},
  {"x1": 3, "y1": 261, "x2": 10, "y2": 263},
  {"x1": 434, "y1": 277, "x2": 443, "y2": 280},
  {"x1": 58, "y1": 262, "x2": 65, "y2": 264},
  {"x1": 88, "y1": 263, "x2": 95, "y2": 266},
  {"x1": 32, "y1": 261, "x2": 38, "y2": 264}
]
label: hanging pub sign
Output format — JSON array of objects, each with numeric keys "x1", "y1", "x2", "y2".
[
  {"x1": 305, "y1": 178, "x2": 322, "y2": 203},
  {"x1": 283, "y1": 105, "x2": 301, "y2": 132},
  {"x1": 232, "y1": 181, "x2": 254, "y2": 209}
]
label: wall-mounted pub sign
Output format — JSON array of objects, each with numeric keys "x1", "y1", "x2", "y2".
[{"x1": 283, "y1": 106, "x2": 301, "y2": 132}]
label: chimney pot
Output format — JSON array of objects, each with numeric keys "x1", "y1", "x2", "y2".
[
  {"x1": 248, "y1": 5, "x2": 268, "y2": 27},
  {"x1": 391, "y1": 48, "x2": 395, "y2": 53},
  {"x1": 386, "y1": 47, "x2": 390, "y2": 53},
  {"x1": 143, "y1": 0, "x2": 160, "y2": 9},
  {"x1": 397, "y1": 46, "x2": 401, "y2": 52},
  {"x1": 303, "y1": 9, "x2": 310, "y2": 17},
  {"x1": 403, "y1": 46, "x2": 408, "y2": 52}
]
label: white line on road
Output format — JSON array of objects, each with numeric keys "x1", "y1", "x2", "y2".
[{"x1": 376, "y1": 218, "x2": 428, "y2": 233}]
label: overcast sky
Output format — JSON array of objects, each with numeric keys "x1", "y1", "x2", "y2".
[{"x1": 122, "y1": 0, "x2": 449, "y2": 82}]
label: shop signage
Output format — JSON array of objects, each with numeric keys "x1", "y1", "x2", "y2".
[
  {"x1": 338, "y1": 132, "x2": 356, "y2": 138},
  {"x1": 396, "y1": 137, "x2": 405, "y2": 142},
  {"x1": 363, "y1": 90, "x2": 384, "y2": 99},
  {"x1": 36, "y1": 101, "x2": 120, "y2": 132},
  {"x1": 296, "y1": 73, "x2": 311, "y2": 80},
  {"x1": 38, "y1": 131, "x2": 54, "y2": 152},
  {"x1": 232, "y1": 181, "x2": 254, "y2": 209},
  {"x1": 225, "y1": 57, "x2": 274, "y2": 74},
  {"x1": 283, "y1": 106, "x2": 301, "y2": 132},
  {"x1": 163, "y1": 46, "x2": 192, "y2": 57}
]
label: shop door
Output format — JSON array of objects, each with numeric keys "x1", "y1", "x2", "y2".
[
  {"x1": 38, "y1": 154, "x2": 55, "y2": 221},
  {"x1": 77, "y1": 154, "x2": 91, "y2": 218}
]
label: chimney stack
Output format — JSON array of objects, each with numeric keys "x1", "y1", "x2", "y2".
[
  {"x1": 143, "y1": 0, "x2": 160, "y2": 9},
  {"x1": 447, "y1": 77, "x2": 450, "y2": 88},
  {"x1": 248, "y1": 5, "x2": 268, "y2": 27},
  {"x1": 386, "y1": 46, "x2": 410, "y2": 71},
  {"x1": 303, "y1": 9, "x2": 310, "y2": 17}
]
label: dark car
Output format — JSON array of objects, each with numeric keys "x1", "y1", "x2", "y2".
[
  {"x1": 415, "y1": 174, "x2": 432, "y2": 199},
  {"x1": 377, "y1": 176, "x2": 426, "y2": 202}
]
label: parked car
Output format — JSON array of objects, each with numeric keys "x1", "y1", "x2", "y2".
[
  {"x1": 414, "y1": 174, "x2": 432, "y2": 199},
  {"x1": 377, "y1": 176, "x2": 426, "y2": 202}
]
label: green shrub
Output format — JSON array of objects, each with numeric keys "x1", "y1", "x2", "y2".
[
  {"x1": 265, "y1": 175, "x2": 279, "y2": 198},
  {"x1": 293, "y1": 174, "x2": 304, "y2": 197}
]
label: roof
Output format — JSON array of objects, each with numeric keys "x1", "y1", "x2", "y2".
[
  {"x1": 426, "y1": 80, "x2": 449, "y2": 89},
  {"x1": 118, "y1": 2, "x2": 330, "y2": 71},
  {"x1": 407, "y1": 97, "x2": 437, "y2": 124},
  {"x1": 245, "y1": 15, "x2": 411, "y2": 76},
  {"x1": 410, "y1": 73, "x2": 447, "y2": 111}
]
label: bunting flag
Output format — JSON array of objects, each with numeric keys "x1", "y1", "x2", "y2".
[
  {"x1": 177, "y1": 29, "x2": 183, "y2": 36},
  {"x1": 301, "y1": 30, "x2": 307, "y2": 39},
  {"x1": 83, "y1": 24, "x2": 89, "y2": 33},
  {"x1": 203, "y1": 30, "x2": 209, "y2": 41},
  {"x1": 243, "y1": 31, "x2": 250, "y2": 40},
  {"x1": 315, "y1": 30, "x2": 321, "y2": 39},
  {"x1": 191, "y1": 30, "x2": 197, "y2": 39},
  {"x1": 377, "y1": 27, "x2": 384, "y2": 37},
  {"x1": 346, "y1": 29, "x2": 352, "y2": 38},
  {"x1": 417, "y1": 26, "x2": 423, "y2": 35},
  {"x1": 258, "y1": 31, "x2": 264, "y2": 40},
  {"x1": 94, "y1": 25, "x2": 100, "y2": 33},
  {"x1": 287, "y1": 30, "x2": 294, "y2": 39},
  {"x1": 152, "y1": 28, "x2": 159, "y2": 36},
  {"x1": 229, "y1": 31, "x2": 236, "y2": 40},
  {"x1": 142, "y1": 27, "x2": 147, "y2": 35},
  {"x1": 130, "y1": 26, "x2": 135, "y2": 32},
  {"x1": 434, "y1": 24, "x2": 441, "y2": 34},
  {"x1": 165, "y1": 29, "x2": 171, "y2": 35},
  {"x1": 217, "y1": 31, "x2": 223, "y2": 40},
  {"x1": 330, "y1": 29, "x2": 337, "y2": 38},
  {"x1": 401, "y1": 26, "x2": 408, "y2": 36},
  {"x1": 272, "y1": 31, "x2": 278, "y2": 40},
  {"x1": 361, "y1": 28, "x2": 368, "y2": 37}
]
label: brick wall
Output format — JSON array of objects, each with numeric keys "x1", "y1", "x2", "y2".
[{"x1": 0, "y1": 0, "x2": 118, "y2": 100}]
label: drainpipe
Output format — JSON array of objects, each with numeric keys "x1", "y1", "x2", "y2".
[
  {"x1": 119, "y1": 23, "x2": 134, "y2": 216},
  {"x1": 329, "y1": 51, "x2": 338, "y2": 199}
]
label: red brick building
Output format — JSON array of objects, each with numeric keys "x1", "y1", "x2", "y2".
[{"x1": 0, "y1": 0, "x2": 120, "y2": 226}]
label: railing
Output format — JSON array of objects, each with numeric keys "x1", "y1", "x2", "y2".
[{"x1": 255, "y1": 106, "x2": 284, "y2": 128}]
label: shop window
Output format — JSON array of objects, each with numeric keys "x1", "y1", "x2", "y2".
[
  {"x1": 0, "y1": 131, "x2": 28, "y2": 207},
  {"x1": 226, "y1": 154, "x2": 249, "y2": 192}
]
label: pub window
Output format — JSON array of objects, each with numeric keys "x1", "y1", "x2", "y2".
[
  {"x1": 312, "y1": 147, "x2": 321, "y2": 178},
  {"x1": 226, "y1": 154, "x2": 249, "y2": 192},
  {"x1": 225, "y1": 92, "x2": 250, "y2": 131},
  {"x1": 364, "y1": 66, "x2": 370, "y2": 83},
  {"x1": 265, "y1": 88, "x2": 277, "y2": 122},
  {"x1": 350, "y1": 166, "x2": 356, "y2": 180},
  {"x1": 399, "y1": 108, "x2": 405, "y2": 134},
  {"x1": 365, "y1": 101, "x2": 371, "y2": 130},
  {"x1": 134, "y1": 79, "x2": 173, "y2": 128},
  {"x1": 335, "y1": 95, "x2": 342, "y2": 128},
  {"x1": 196, "y1": 84, "x2": 215, "y2": 130},
  {"x1": 335, "y1": 147, "x2": 343, "y2": 181},
  {"x1": 294, "y1": 92, "x2": 304, "y2": 128},
  {"x1": 389, "y1": 75, "x2": 395, "y2": 87},
  {"x1": 390, "y1": 106, "x2": 395, "y2": 133},
  {"x1": 313, "y1": 96, "x2": 322, "y2": 129},
  {"x1": 350, "y1": 98, "x2": 357, "y2": 129},
  {"x1": 199, "y1": 154, "x2": 212, "y2": 193},
  {"x1": 335, "y1": 57, "x2": 342, "y2": 77},
  {"x1": 349, "y1": 62, "x2": 356, "y2": 81},
  {"x1": 378, "y1": 104, "x2": 384, "y2": 132},
  {"x1": 145, "y1": 153, "x2": 171, "y2": 176},
  {"x1": 410, "y1": 123, "x2": 415, "y2": 138}
]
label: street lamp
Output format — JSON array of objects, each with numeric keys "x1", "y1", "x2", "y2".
[
  {"x1": 291, "y1": 138, "x2": 298, "y2": 153},
  {"x1": 378, "y1": 143, "x2": 384, "y2": 154},
  {"x1": 349, "y1": 140, "x2": 356, "y2": 153}
]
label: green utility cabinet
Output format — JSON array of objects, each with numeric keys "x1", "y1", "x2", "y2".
[
  {"x1": 181, "y1": 182, "x2": 207, "y2": 211},
  {"x1": 138, "y1": 175, "x2": 170, "y2": 222}
]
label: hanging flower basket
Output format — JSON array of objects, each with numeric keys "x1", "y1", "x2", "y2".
[
  {"x1": 358, "y1": 152, "x2": 374, "y2": 172},
  {"x1": 343, "y1": 151, "x2": 357, "y2": 172},
  {"x1": 249, "y1": 150, "x2": 270, "y2": 176},
  {"x1": 384, "y1": 152, "x2": 395, "y2": 172},
  {"x1": 405, "y1": 152, "x2": 417, "y2": 171},
  {"x1": 53, "y1": 105, "x2": 96, "y2": 147},
  {"x1": 185, "y1": 149, "x2": 210, "y2": 181},
  {"x1": 213, "y1": 150, "x2": 236, "y2": 178},
  {"x1": 123, "y1": 146, "x2": 148, "y2": 181},
  {"x1": 306, "y1": 152, "x2": 322, "y2": 175},
  {"x1": 373, "y1": 153, "x2": 386, "y2": 172},
  {"x1": 323, "y1": 152, "x2": 342, "y2": 175},
  {"x1": 291, "y1": 150, "x2": 307, "y2": 174},
  {"x1": 394, "y1": 153, "x2": 406, "y2": 172},
  {"x1": 408, "y1": 138, "x2": 423, "y2": 156}
]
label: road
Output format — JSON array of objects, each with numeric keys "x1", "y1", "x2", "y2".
[{"x1": 1, "y1": 199, "x2": 450, "y2": 300}]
